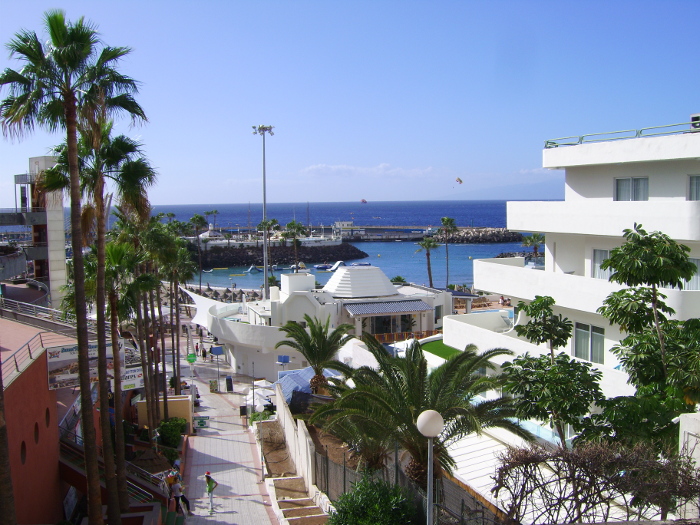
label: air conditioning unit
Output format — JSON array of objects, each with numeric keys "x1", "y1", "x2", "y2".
[{"x1": 691, "y1": 114, "x2": 700, "y2": 130}]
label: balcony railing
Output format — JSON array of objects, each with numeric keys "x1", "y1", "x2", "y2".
[
  {"x1": 545, "y1": 120, "x2": 698, "y2": 148},
  {"x1": 372, "y1": 329, "x2": 442, "y2": 344}
]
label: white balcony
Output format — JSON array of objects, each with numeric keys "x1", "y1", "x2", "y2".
[
  {"x1": 208, "y1": 303, "x2": 288, "y2": 352},
  {"x1": 507, "y1": 200, "x2": 700, "y2": 241},
  {"x1": 474, "y1": 257, "x2": 700, "y2": 320},
  {"x1": 443, "y1": 314, "x2": 635, "y2": 399}
]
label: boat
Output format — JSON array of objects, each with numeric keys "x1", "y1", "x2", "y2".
[
  {"x1": 314, "y1": 264, "x2": 332, "y2": 270},
  {"x1": 351, "y1": 262, "x2": 371, "y2": 266},
  {"x1": 202, "y1": 269, "x2": 213, "y2": 273},
  {"x1": 361, "y1": 199, "x2": 367, "y2": 204},
  {"x1": 289, "y1": 262, "x2": 307, "y2": 270}
]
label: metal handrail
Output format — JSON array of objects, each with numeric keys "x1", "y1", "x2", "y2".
[{"x1": 544, "y1": 121, "x2": 698, "y2": 148}]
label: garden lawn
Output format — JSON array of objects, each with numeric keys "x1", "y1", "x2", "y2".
[{"x1": 421, "y1": 340, "x2": 461, "y2": 360}]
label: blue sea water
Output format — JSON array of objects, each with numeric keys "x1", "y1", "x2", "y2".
[{"x1": 155, "y1": 200, "x2": 525, "y2": 290}]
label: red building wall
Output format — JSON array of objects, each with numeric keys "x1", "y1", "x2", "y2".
[{"x1": 5, "y1": 354, "x2": 63, "y2": 524}]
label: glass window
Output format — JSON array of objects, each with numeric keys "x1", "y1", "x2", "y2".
[
  {"x1": 615, "y1": 177, "x2": 648, "y2": 201},
  {"x1": 434, "y1": 305, "x2": 443, "y2": 323},
  {"x1": 574, "y1": 322, "x2": 604, "y2": 364},
  {"x1": 690, "y1": 176, "x2": 700, "y2": 201},
  {"x1": 592, "y1": 249, "x2": 610, "y2": 280},
  {"x1": 683, "y1": 258, "x2": 700, "y2": 290}
]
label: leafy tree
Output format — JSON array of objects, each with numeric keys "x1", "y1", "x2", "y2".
[
  {"x1": 416, "y1": 237, "x2": 440, "y2": 288},
  {"x1": 312, "y1": 337, "x2": 532, "y2": 486},
  {"x1": 440, "y1": 217, "x2": 458, "y2": 288},
  {"x1": 521, "y1": 233, "x2": 545, "y2": 261},
  {"x1": 599, "y1": 223, "x2": 696, "y2": 379},
  {"x1": 328, "y1": 477, "x2": 419, "y2": 525},
  {"x1": 276, "y1": 314, "x2": 354, "y2": 393},
  {"x1": 1, "y1": 11, "x2": 146, "y2": 523},
  {"x1": 390, "y1": 276, "x2": 407, "y2": 284},
  {"x1": 514, "y1": 295, "x2": 572, "y2": 361},
  {"x1": 503, "y1": 353, "x2": 603, "y2": 448}
]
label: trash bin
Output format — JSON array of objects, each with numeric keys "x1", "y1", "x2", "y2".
[{"x1": 226, "y1": 376, "x2": 233, "y2": 392}]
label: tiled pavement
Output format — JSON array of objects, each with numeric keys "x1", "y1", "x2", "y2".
[{"x1": 179, "y1": 356, "x2": 277, "y2": 524}]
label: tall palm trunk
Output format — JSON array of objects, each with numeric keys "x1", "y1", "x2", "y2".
[
  {"x1": 444, "y1": 241, "x2": 450, "y2": 289},
  {"x1": 169, "y1": 281, "x2": 179, "y2": 396},
  {"x1": 143, "y1": 291, "x2": 160, "y2": 425},
  {"x1": 156, "y1": 284, "x2": 169, "y2": 420},
  {"x1": 148, "y1": 288, "x2": 163, "y2": 423},
  {"x1": 109, "y1": 292, "x2": 130, "y2": 511},
  {"x1": 94, "y1": 185, "x2": 121, "y2": 524},
  {"x1": 174, "y1": 279, "x2": 182, "y2": 394},
  {"x1": 0, "y1": 358, "x2": 17, "y2": 525},
  {"x1": 134, "y1": 289, "x2": 155, "y2": 441},
  {"x1": 426, "y1": 251, "x2": 434, "y2": 288},
  {"x1": 66, "y1": 94, "x2": 104, "y2": 524}
]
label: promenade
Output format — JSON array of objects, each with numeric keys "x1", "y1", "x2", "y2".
[{"x1": 180, "y1": 353, "x2": 278, "y2": 524}]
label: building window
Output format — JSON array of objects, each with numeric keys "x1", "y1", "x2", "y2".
[
  {"x1": 683, "y1": 258, "x2": 700, "y2": 290},
  {"x1": 574, "y1": 323, "x2": 604, "y2": 364},
  {"x1": 690, "y1": 176, "x2": 700, "y2": 201},
  {"x1": 592, "y1": 249, "x2": 611, "y2": 280},
  {"x1": 434, "y1": 305, "x2": 443, "y2": 323},
  {"x1": 615, "y1": 177, "x2": 648, "y2": 201}
]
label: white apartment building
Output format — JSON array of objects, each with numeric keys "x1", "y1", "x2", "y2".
[{"x1": 444, "y1": 119, "x2": 700, "y2": 399}]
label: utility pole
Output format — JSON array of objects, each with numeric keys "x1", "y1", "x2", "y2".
[{"x1": 252, "y1": 125, "x2": 274, "y2": 300}]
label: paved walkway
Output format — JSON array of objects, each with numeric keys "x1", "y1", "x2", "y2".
[{"x1": 179, "y1": 353, "x2": 277, "y2": 524}]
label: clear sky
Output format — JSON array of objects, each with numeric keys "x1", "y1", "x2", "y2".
[{"x1": 1, "y1": 1, "x2": 699, "y2": 208}]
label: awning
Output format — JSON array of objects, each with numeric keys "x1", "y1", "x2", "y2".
[{"x1": 345, "y1": 300, "x2": 433, "y2": 317}]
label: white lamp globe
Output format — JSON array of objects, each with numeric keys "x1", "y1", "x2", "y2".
[
  {"x1": 417, "y1": 410, "x2": 444, "y2": 438},
  {"x1": 255, "y1": 403, "x2": 265, "y2": 413}
]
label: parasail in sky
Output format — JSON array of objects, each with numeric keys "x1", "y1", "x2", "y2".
[{"x1": 456, "y1": 177, "x2": 463, "y2": 184}]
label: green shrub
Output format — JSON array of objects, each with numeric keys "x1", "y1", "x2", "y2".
[
  {"x1": 328, "y1": 477, "x2": 419, "y2": 525},
  {"x1": 250, "y1": 409, "x2": 273, "y2": 423},
  {"x1": 160, "y1": 446, "x2": 179, "y2": 465},
  {"x1": 157, "y1": 417, "x2": 187, "y2": 448}
]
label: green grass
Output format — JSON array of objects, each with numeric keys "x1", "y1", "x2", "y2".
[{"x1": 421, "y1": 340, "x2": 461, "y2": 360}]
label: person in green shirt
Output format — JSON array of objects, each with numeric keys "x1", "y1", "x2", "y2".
[{"x1": 204, "y1": 471, "x2": 218, "y2": 514}]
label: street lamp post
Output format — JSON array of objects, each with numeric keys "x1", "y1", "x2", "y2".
[
  {"x1": 252, "y1": 125, "x2": 274, "y2": 300},
  {"x1": 417, "y1": 410, "x2": 445, "y2": 525}
]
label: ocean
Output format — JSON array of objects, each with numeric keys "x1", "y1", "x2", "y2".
[{"x1": 152, "y1": 200, "x2": 527, "y2": 290}]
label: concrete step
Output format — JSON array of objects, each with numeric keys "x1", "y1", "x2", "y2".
[
  {"x1": 283, "y1": 505, "x2": 324, "y2": 518},
  {"x1": 273, "y1": 476, "x2": 308, "y2": 499},
  {"x1": 277, "y1": 498, "x2": 316, "y2": 509},
  {"x1": 286, "y1": 515, "x2": 328, "y2": 525}
]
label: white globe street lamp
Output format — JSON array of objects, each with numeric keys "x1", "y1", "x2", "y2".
[{"x1": 417, "y1": 409, "x2": 444, "y2": 525}]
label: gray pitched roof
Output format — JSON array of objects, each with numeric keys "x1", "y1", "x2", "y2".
[{"x1": 344, "y1": 300, "x2": 433, "y2": 316}]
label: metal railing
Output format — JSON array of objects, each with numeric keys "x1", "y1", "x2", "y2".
[
  {"x1": 0, "y1": 330, "x2": 74, "y2": 386},
  {"x1": 0, "y1": 296, "x2": 109, "y2": 334},
  {"x1": 544, "y1": 121, "x2": 698, "y2": 148},
  {"x1": 373, "y1": 329, "x2": 442, "y2": 344}
]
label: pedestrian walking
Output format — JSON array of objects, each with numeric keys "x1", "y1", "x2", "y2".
[
  {"x1": 202, "y1": 347, "x2": 207, "y2": 361},
  {"x1": 171, "y1": 481, "x2": 194, "y2": 516},
  {"x1": 195, "y1": 342, "x2": 199, "y2": 356},
  {"x1": 204, "y1": 471, "x2": 218, "y2": 514},
  {"x1": 210, "y1": 344, "x2": 214, "y2": 362}
]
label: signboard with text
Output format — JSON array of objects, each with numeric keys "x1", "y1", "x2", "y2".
[{"x1": 47, "y1": 341, "x2": 116, "y2": 390}]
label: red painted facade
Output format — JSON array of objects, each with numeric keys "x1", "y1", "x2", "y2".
[{"x1": 5, "y1": 353, "x2": 64, "y2": 524}]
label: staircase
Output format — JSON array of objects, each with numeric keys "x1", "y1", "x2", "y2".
[
  {"x1": 271, "y1": 477, "x2": 328, "y2": 525},
  {"x1": 59, "y1": 437, "x2": 169, "y2": 504}
]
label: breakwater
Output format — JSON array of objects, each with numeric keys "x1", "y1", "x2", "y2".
[{"x1": 196, "y1": 242, "x2": 369, "y2": 268}]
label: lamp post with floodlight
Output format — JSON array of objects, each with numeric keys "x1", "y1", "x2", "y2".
[
  {"x1": 417, "y1": 410, "x2": 445, "y2": 525},
  {"x1": 252, "y1": 125, "x2": 274, "y2": 300}
]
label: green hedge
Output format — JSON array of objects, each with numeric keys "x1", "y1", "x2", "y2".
[{"x1": 328, "y1": 477, "x2": 419, "y2": 525}]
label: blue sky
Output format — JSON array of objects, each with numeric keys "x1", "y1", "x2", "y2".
[{"x1": 1, "y1": 1, "x2": 699, "y2": 207}]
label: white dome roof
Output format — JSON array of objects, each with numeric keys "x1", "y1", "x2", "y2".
[{"x1": 322, "y1": 266, "x2": 399, "y2": 298}]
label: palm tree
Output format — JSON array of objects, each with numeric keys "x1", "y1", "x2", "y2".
[
  {"x1": 285, "y1": 220, "x2": 307, "y2": 272},
  {"x1": 190, "y1": 214, "x2": 207, "y2": 293},
  {"x1": 276, "y1": 314, "x2": 354, "y2": 393},
  {"x1": 311, "y1": 337, "x2": 533, "y2": 486},
  {"x1": 522, "y1": 233, "x2": 545, "y2": 262},
  {"x1": 440, "y1": 217, "x2": 458, "y2": 288},
  {"x1": 44, "y1": 123, "x2": 155, "y2": 516},
  {"x1": 416, "y1": 237, "x2": 440, "y2": 288},
  {"x1": 1, "y1": 12, "x2": 145, "y2": 523}
]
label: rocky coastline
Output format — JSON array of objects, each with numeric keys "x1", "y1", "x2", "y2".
[
  {"x1": 433, "y1": 227, "x2": 523, "y2": 244},
  {"x1": 195, "y1": 242, "x2": 369, "y2": 268}
]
